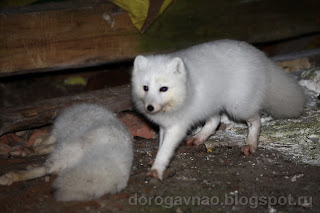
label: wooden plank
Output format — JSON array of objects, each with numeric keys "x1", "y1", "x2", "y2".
[
  {"x1": 0, "y1": 1, "x2": 140, "y2": 76},
  {"x1": 0, "y1": 85, "x2": 132, "y2": 136},
  {"x1": 1, "y1": 0, "x2": 320, "y2": 76}
]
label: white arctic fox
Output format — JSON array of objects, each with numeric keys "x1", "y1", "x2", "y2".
[
  {"x1": 0, "y1": 103, "x2": 133, "y2": 201},
  {"x1": 131, "y1": 39, "x2": 305, "y2": 180}
]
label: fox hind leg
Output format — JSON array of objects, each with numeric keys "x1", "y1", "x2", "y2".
[
  {"x1": 0, "y1": 136, "x2": 58, "y2": 186},
  {"x1": 0, "y1": 165, "x2": 50, "y2": 186},
  {"x1": 186, "y1": 115, "x2": 221, "y2": 146},
  {"x1": 241, "y1": 114, "x2": 261, "y2": 155}
]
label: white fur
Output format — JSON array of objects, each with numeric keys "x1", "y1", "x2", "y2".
[
  {"x1": 131, "y1": 39, "x2": 305, "y2": 179},
  {"x1": 47, "y1": 103, "x2": 133, "y2": 201}
]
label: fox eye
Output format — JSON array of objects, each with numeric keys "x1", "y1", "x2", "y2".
[
  {"x1": 159, "y1": 86, "x2": 168, "y2": 92},
  {"x1": 143, "y1": 86, "x2": 149, "y2": 91}
]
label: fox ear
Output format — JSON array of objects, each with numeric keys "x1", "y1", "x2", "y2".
[
  {"x1": 134, "y1": 55, "x2": 148, "y2": 71},
  {"x1": 167, "y1": 57, "x2": 185, "y2": 75}
]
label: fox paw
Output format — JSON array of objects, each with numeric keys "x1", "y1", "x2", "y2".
[
  {"x1": 146, "y1": 169, "x2": 163, "y2": 180},
  {"x1": 186, "y1": 138, "x2": 205, "y2": 146},
  {"x1": 0, "y1": 172, "x2": 14, "y2": 186},
  {"x1": 241, "y1": 144, "x2": 257, "y2": 156},
  {"x1": 147, "y1": 160, "x2": 155, "y2": 167}
]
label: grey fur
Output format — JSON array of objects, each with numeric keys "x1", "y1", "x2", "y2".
[{"x1": 47, "y1": 103, "x2": 133, "y2": 201}]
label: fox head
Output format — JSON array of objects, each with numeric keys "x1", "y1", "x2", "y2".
[{"x1": 132, "y1": 55, "x2": 188, "y2": 115}]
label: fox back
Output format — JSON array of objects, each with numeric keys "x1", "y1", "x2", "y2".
[
  {"x1": 131, "y1": 40, "x2": 305, "y2": 126},
  {"x1": 48, "y1": 103, "x2": 133, "y2": 201}
]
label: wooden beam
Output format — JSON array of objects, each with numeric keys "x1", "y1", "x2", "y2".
[
  {"x1": 1, "y1": 0, "x2": 320, "y2": 76},
  {"x1": 140, "y1": 0, "x2": 320, "y2": 52},
  {"x1": 0, "y1": 85, "x2": 132, "y2": 136}
]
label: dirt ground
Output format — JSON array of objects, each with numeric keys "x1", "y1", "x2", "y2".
[
  {"x1": 0, "y1": 56, "x2": 319, "y2": 212},
  {"x1": 0, "y1": 137, "x2": 319, "y2": 213}
]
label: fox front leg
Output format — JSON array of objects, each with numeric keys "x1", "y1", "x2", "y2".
[
  {"x1": 159, "y1": 127, "x2": 165, "y2": 148},
  {"x1": 148, "y1": 127, "x2": 165, "y2": 166},
  {"x1": 147, "y1": 125, "x2": 187, "y2": 180}
]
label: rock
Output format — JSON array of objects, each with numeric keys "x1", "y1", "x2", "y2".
[
  {"x1": 276, "y1": 57, "x2": 311, "y2": 72},
  {"x1": 15, "y1": 130, "x2": 28, "y2": 137}
]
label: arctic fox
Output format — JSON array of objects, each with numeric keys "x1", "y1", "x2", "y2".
[
  {"x1": 0, "y1": 103, "x2": 133, "y2": 201},
  {"x1": 131, "y1": 39, "x2": 305, "y2": 180}
]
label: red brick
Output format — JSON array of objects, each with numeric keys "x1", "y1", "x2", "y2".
[
  {"x1": 25, "y1": 127, "x2": 50, "y2": 147},
  {"x1": 117, "y1": 112, "x2": 155, "y2": 139},
  {"x1": 0, "y1": 134, "x2": 9, "y2": 145},
  {"x1": 0, "y1": 143, "x2": 11, "y2": 157},
  {"x1": 0, "y1": 133, "x2": 24, "y2": 146}
]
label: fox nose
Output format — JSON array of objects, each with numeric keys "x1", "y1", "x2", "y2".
[{"x1": 147, "y1": 105, "x2": 154, "y2": 112}]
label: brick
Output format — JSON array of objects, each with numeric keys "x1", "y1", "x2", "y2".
[
  {"x1": 0, "y1": 133, "x2": 24, "y2": 146},
  {"x1": 0, "y1": 134, "x2": 9, "y2": 145},
  {"x1": 117, "y1": 112, "x2": 155, "y2": 139},
  {"x1": 0, "y1": 143, "x2": 11, "y2": 157},
  {"x1": 25, "y1": 127, "x2": 50, "y2": 147}
]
